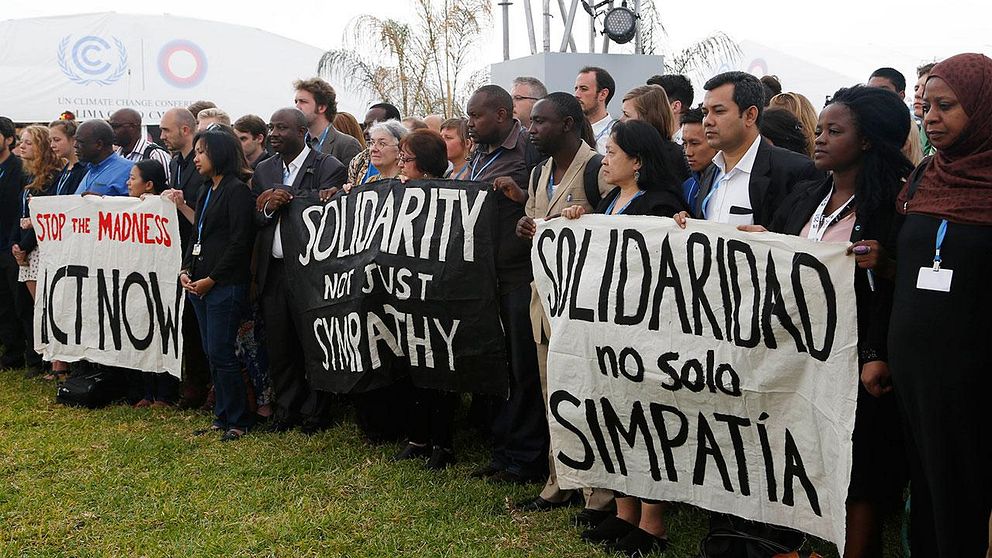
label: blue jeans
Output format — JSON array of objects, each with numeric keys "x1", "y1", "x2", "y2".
[{"x1": 188, "y1": 284, "x2": 252, "y2": 431}]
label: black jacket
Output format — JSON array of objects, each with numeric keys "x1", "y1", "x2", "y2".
[
  {"x1": 169, "y1": 150, "x2": 207, "y2": 251},
  {"x1": 595, "y1": 185, "x2": 690, "y2": 218},
  {"x1": 54, "y1": 162, "x2": 87, "y2": 196},
  {"x1": 251, "y1": 148, "x2": 347, "y2": 292},
  {"x1": 15, "y1": 172, "x2": 57, "y2": 254},
  {"x1": 312, "y1": 125, "x2": 362, "y2": 170},
  {"x1": 182, "y1": 175, "x2": 256, "y2": 286},
  {"x1": 692, "y1": 137, "x2": 822, "y2": 226},
  {"x1": 767, "y1": 176, "x2": 897, "y2": 364},
  {"x1": 0, "y1": 155, "x2": 25, "y2": 251}
]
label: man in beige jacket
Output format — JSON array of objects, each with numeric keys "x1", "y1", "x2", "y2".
[{"x1": 514, "y1": 92, "x2": 615, "y2": 526}]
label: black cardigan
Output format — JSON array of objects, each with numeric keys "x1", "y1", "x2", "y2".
[
  {"x1": 595, "y1": 184, "x2": 690, "y2": 217},
  {"x1": 767, "y1": 175, "x2": 897, "y2": 364},
  {"x1": 182, "y1": 174, "x2": 256, "y2": 285}
]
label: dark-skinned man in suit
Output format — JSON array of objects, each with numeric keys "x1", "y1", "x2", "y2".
[{"x1": 253, "y1": 108, "x2": 347, "y2": 434}]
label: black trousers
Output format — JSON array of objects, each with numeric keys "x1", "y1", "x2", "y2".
[
  {"x1": 259, "y1": 259, "x2": 327, "y2": 426},
  {"x1": 408, "y1": 385, "x2": 458, "y2": 449},
  {"x1": 0, "y1": 253, "x2": 39, "y2": 367},
  {"x1": 490, "y1": 283, "x2": 548, "y2": 477}
]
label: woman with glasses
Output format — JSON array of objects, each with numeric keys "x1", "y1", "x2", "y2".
[
  {"x1": 391, "y1": 129, "x2": 461, "y2": 469},
  {"x1": 342, "y1": 120, "x2": 409, "y2": 194}
]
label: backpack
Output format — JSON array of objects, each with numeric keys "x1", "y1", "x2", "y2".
[
  {"x1": 528, "y1": 153, "x2": 605, "y2": 209},
  {"x1": 141, "y1": 142, "x2": 170, "y2": 160}
]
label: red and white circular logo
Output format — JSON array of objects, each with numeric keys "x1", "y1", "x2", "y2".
[{"x1": 158, "y1": 40, "x2": 207, "y2": 88}]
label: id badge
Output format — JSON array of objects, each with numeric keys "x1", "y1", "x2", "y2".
[
  {"x1": 917, "y1": 267, "x2": 953, "y2": 292},
  {"x1": 192, "y1": 243, "x2": 202, "y2": 256}
]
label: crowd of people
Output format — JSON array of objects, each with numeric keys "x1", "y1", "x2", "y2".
[{"x1": 0, "y1": 51, "x2": 990, "y2": 557}]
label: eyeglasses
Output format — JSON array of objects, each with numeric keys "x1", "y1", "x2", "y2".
[
  {"x1": 512, "y1": 95, "x2": 540, "y2": 102},
  {"x1": 398, "y1": 153, "x2": 417, "y2": 164},
  {"x1": 370, "y1": 140, "x2": 398, "y2": 150}
]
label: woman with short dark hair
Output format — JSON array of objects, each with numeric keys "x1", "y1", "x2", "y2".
[
  {"x1": 126, "y1": 159, "x2": 179, "y2": 407},
  {"x1": 561, "y1": 119, "x2": 689, "y2": 557},
  {"x1": 399, "y1": 129, "x2": 449, "y2": 180},
  {"x1": 759, "y1": 107, "x2": 810, "y2": 157},
  {"x1": 180, "y1": 130, "x2": 256, "y2": 441},
  {"x1": 392, "y1": 128, "x2": 458, "y2": 469}
]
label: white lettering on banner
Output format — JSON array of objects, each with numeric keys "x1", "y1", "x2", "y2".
[
  {"x1": 531, "y1": 216, "x2": 857, "y2": 553},
  {"x1": 31, "y1": 196, "x2": 184, "y2": 376}
]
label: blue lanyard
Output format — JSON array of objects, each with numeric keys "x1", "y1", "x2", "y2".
[
  {"x1": 933, "y1": 219, "x2": 949, "y2": 268},
  {"x1": 470, "y1": 148, "x2": 503, "y2": 180},
  {"x1": 83, "y1": 161, "x2": 113, "y2": 193},
  {"x1": 314, "y1": 126, "x2": 331, "y2": 152},
  {"x1": 21, "y1": 189, "x2": 29, "y2": 217},
  {"x1": 452, "y1": 163, "x2": 470, "y2": 180},
  {"x1": 594, "y1": 118, "x2": 616, "y2": 143},
  {"x1": 55, "y1": 164, "x2": 72, "y2": 195},
  {"x1": 701, "y1": 168, "x2": 725, "y2": 217},
  {"x1": 197, "y1": 186, "x2": 214, "y2": 243},
  {"x1": 605, "y1": 190, "x2": 645, "y2": 215}
]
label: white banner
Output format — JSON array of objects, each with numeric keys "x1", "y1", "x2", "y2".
[
  {"x1": 31, "y1": 195, "x2": 184, "y2": 376},
  {"x1": 532, "y1": 216, "x2": 858, "y2": 551}
]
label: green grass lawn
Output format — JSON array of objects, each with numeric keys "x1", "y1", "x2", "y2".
[{"x1": 0, "y1": 371, "x2": 890, "y2": 557}]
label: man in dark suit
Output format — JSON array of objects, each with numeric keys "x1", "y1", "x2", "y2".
[
  {"x1": 677, "y1": 70, "x2": 821, "y2": 551},
  {"x1": 160, "y1": 107, "x2": 211, "y2": 408},
  {"x1": 294, "y1": 78, "x2": 362, "y2": 168},
  {"x1": 253, "y1": 108, "x2": 347, "y2": 434},
  {"x1": 0, "y1": 116, "x2": 40, "y2": 374},
  {"x1": 685, "y1": 71, "x2": 820, "y2": 227}
]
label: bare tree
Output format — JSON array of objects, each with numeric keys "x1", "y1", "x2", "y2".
[
  {"x1": 639, "y1": 0, "x2": 742, "y2": 80},
  {"x1": 318, "y1": 0, "x2": 491, "y2": 118}
]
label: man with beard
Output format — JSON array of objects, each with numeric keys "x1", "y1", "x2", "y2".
[{"x1": 294, "y1": 78, "x2": 361, "y2": 168}]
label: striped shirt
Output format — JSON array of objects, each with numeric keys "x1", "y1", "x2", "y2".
[{"x1": 116, "y1": 136, "x2": 172, "y2": 182}]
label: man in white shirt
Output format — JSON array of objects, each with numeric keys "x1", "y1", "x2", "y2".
[
  {"x1": 252, "y1": 108, "x2": 347, "y2": 435},
  {"x1": 574, "y1": 66, "x2": 617, "y2": 155},
  {"x1": 678, "y1": 71, "x2": 819, "y2": 228}
]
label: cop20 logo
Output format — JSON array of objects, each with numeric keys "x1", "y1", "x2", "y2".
[{"x1": 57, "y1": 35, "x2": 128, "y2": 86}]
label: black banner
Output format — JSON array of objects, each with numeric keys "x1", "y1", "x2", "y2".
[{"x1": 281, "y1": 179, "x2": 507, "y2": 394}]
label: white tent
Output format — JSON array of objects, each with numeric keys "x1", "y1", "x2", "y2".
[
  {"x1": 693, "y1": 40, "x2": 866, "y2": 110},
  {"x1": 0, "y1": 12, "x2": 334, "y2": 124}
]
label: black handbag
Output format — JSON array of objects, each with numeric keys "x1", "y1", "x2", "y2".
[
  {"x1": 56, "y1": 368, "x2": 126, "y2": 408},
  {"x1": 699, "y1": 514, "x2": 807, "y2": 558}
]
